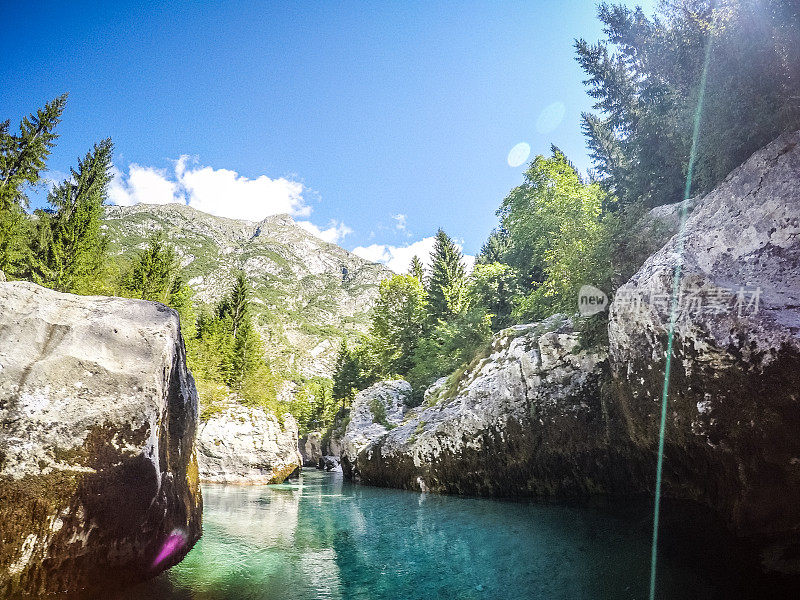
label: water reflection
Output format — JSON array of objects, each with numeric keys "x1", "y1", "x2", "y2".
[{"x1": 113, "y1": 471, "x2": 774, "y2": 600}]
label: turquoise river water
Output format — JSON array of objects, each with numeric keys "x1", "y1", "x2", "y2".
[{"x1": 112, "y1": 470, "x2": 781, "y2": 600}]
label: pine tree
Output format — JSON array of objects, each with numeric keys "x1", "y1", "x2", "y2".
[
  {"x1": 409, "y1": 255, "x2": 425, "y2": 283},
  {"x1": 426, "y1": 229, "x2": 467, "y2": 322},
  {"x1": 0, "y1": 94, "x2": 67, "y2": 211},
  {"x1": 123, "y1": 234, "x2": 178, "y2": 301},
  {"x1": 332, "y1": 339, "x2": 354, "y2": 403},
  {"x1": 228, "y1": 271, "x2": 248, "y2": 340},
  {"x1": 217, "y1": 272, "x2": 263, "y2": 391},
  {"x1": 0, "y1": 94, "x2": 67, "y2": 275},
  {"x1": 30, "y1": 138, "x2": 113, "y2": 292}
]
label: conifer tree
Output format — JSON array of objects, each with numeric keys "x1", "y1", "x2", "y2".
[
  {"x1": 409, "y1": 255, "x2": 425, "y2": 283},
  {"x1": 123, "y1": 234, "x2": 178, "y2": 302},
  {"x1": 0, "y1": 94, "x2": 67, "y2": 275},
  {"x1": 31, "y1": 138, "x2": 113, "y2": 292},
  {"x1": 426, "y1": 229, "x2": 467, "y2": 322}
]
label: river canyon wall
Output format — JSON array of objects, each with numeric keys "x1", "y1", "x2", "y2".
[{"x1": 341, "y1": 131, "x2": 800, "y2": 572}]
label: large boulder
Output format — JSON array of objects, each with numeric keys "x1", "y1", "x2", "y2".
[
  {"x1": 340, "y1": 380, "x2": 411, "y2": 480},
  {"x1": 345, "y1": 318, "x2": 614, "y2": 496},
  {"x1": 0, "y1": 282, "x2": 202, "y2": 597},
  {"x1": 299, "y1": 431, "x2": 323, "y2": 467},
  {"x1": 608, "y1": 130, "x2": 800, "y2": 570},
  {"x1": 197, "y1": 405, "x2": 302, "y2": 484}
]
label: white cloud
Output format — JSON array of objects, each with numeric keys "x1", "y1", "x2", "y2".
[
  {"x1": 391, "y1": 213, "x2": 407, "y2": 231},
  {"x1": 109, "y1": 164, "x2": 183, "y2": 206},
  {"x1": 297, "y1": 219, "x2": 353, "y2": 244},
  {"x1": 108, "y1": 156, "x2": 309, "y2": 221},
  {"x1": 353, "y1": 236, "x2": 474, "y2": 274}
]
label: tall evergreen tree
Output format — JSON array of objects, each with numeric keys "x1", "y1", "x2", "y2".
[
  {"x1": 0, "y1": 94, "x2": 67, "y2": 275},
  {"x1": 409, "y1": 255, "x2": 425, "y2": 283},
  {"x1": 332, "y1": 339, "x2": 358, "y2": 404},
  {"x1": 575, "y1": 0, "x2": 800, "y2": 208},
  {"x1": 123, "y1": 234, "x2": 178, "y2": 302},
  {"x1": 427, "y1": 228, "x2": 468, "y2": 322},
  {"x1": 30, "y1": 138, "x2": 113, "y2": 292}
]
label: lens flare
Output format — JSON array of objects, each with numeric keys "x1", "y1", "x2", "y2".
[
  {"x1": 152, "y1": 528, "x2": 188, "y2": 570},
  {"x1": 507, "y1": 142, "x2": 531, "y2": 168},
  {"x1": 536, "y1": 102, "x2": 566, "y2": 134}
]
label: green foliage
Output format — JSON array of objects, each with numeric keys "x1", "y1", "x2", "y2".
[
  {"x1": 494, "y1": 147, "x2": 611, "y2": 322},
  {"x1": 576, "y1": 0, "x2": 800, "y2": 208},
  {"x1": 0, "y1": 94, "x2": 66, "y2": 211},
  {"x1": 427, "y1": 229, "x2": 469, "y2": 322},
  {"x1": 122, "y1": 234, "x2": 179, "y2": 302},
  {"x1": 287, "y1": 376, "x2": 336, "y2": 434},
  {"x1": 407, "y1": 306, "x2": 492, "y2": 398},
  {"x1": 29, "y1": 139, "x2": 113, "y2": 293},
  {"x1": 369, "y1": 274, "x2": 427, "y2": 375},
  {"x1": 332, "y1": 339, "x2": 381, "y2": 405},
  {"x1": 187, "y1": 273, "x2": 285, "y2": 417},
  {"x1": 409, "y1": 254, "x2": 425, "y2": 282},
  {"x1": 368, "y1": 396, "x2": 395, "y2": 429},
  {"x1": 469, "y1": 262, "x2": 518, "y2": 331}
]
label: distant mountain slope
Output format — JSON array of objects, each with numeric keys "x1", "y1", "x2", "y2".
[{"x1": 103, "y1": 203, "x2": 391, "y2": 377}]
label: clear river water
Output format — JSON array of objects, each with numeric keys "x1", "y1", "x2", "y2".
[{"x1": 111, "y1": 470, "x2": 781, "y2": 600}]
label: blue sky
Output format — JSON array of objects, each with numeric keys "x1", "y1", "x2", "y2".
[{"x1": 1, "y1": 0, "x2": 654, "y2": 271}]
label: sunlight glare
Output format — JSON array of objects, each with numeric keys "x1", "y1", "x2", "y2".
[{"x1": 507, "y1": 143, "x2": 531, "y2": 168}]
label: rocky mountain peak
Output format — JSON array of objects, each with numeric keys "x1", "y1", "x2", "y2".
[{"x1": 103, "y1": 203, "x2": 392, "y2": 377}]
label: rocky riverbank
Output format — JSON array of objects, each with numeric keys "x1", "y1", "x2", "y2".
[
  {"x1": 339, "y1": 130, "x2": 800, "y2": 573},
  {"x1": 197, "y1": 404, "x2": 302, "y2": 484}
]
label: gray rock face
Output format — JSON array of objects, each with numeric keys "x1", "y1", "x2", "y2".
[
  {"x1": 344, "y1": 319, "x2": 612, "y2": 496},
  {"x1": 299, "y1": 431, "x2": 323, "y2": 467},
  {"x1": 197, "y1": 405, "x2": 302, "y2": 484},
  {"x1": 319, "y1": 456, "x2": 341, "y2": 472},
  {"x1": 0, "y1": 281, "x2": 202, "y2": 597},
  {"x1": 608, "y1": 130, "x2": 800, "y2": 569},
  {"x1": 340, "y1": 380, "x2": 411, "y2": 480}
]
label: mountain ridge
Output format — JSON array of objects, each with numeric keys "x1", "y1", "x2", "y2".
[{"x1": 102, "y1": 202, "x2": 392, "y2": 378}]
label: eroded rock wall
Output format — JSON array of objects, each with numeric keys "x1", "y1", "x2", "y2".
[
  {"x1": 608, "y1": 130, "x2": 800, "y2": 567},
  {"x1": 346, "y1": 318, "x2": 618, "y2": 497}
]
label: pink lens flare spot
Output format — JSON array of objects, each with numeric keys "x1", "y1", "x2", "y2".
[{"x1": 152, "y1": 529, "x2": 188, "y2": 569}]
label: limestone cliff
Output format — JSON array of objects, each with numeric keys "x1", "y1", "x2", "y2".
[
  {"x1": 0, "y1": 282, "x2": 202, "y2": 597},
  {"x1": 608, "y1": 129, "x2": 800, "y2": 569},
  {"x1": 343, "y1": 318, "x2": 611, "y2": 496}
]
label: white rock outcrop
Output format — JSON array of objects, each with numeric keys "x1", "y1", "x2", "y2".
[
  {"x1": 0, "y1": 281, "x2": 202, "y2": 597},
  {"x1": 299, "y1": 431, "x2": 323, "y2": 467},
  {"x1": 344, "y1": 318, "x2": 610, "y2": 495},
  {"x1": 197, "y1": 404, "x2": 302, "y2": 484},
  {"x1": 340, "y1": 380, "x2": 411, "y2": 479},
  {"x1": 607, "y1": 129, "x2": 800, "y2": 569}
]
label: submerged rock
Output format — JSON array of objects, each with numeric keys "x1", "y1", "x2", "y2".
[
  {"x1": 197, "y1": 405, "x2": 302, "y2": 484},
  {"x1": 0, "y1": 281, "x2": 202, "y2": 597},
  {"x1": 299, "y1": 431, "x2": 323, "y2": 467},
  {"x1": 608, "y1": 129, "x2": 800, "y2": 570},
  {"x1": 345, "y1": 318, "x2": 613, "y2": 496}
]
